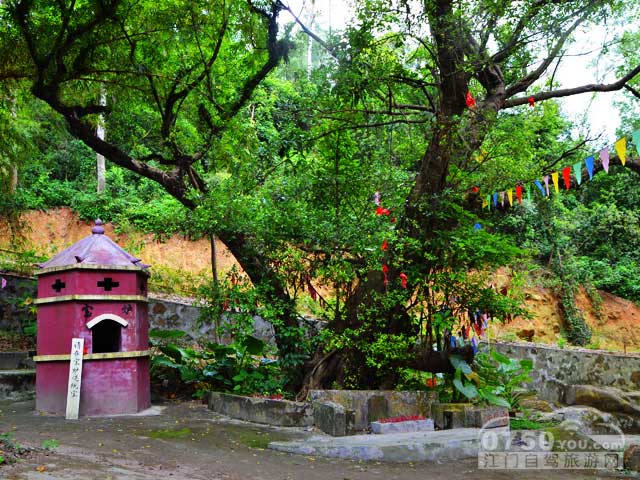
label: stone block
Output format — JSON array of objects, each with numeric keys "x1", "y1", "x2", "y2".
[
  {"x1": 432, "y1": 403, "x2": 473, "y2": 429},
  {"x1": 208, "y1": 392, "x2": 313, "y2": 427},
  {"x1": 366, "y1": 395, "x2": 389, "y2": 423},
  {"x1": 313, "y1": 401, "x2": 355, "y2": 436},
  {"x1": 370, "y1": 418, "x2": 434, "y2": 434},
  {"x1": 466, "y1": 406, "x2": 509, "y2": 428}
]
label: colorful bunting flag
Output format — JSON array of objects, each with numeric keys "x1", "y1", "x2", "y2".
[
  {"x1": 483, "y1": 196, "x2": 489, "y2": 209},
  {"x1": 572, "y1": 162, "x2": 582, "y2": 185},
  {"x1": 374, "y1": 191, "x2": 380, "y2": 206},
  {"x1": 381, "y1": 239, "x2": 388, "y2": 251},
  {"x1": 585, "y1": 156, "x2": 594, "y2": 180},
  {"x1": 399, "y1": 272, "x2": 408, "y2": 289},
  {"x1": 543, "y1": 175, "x2": 550, "y2": 196},
  {"x1": 633, "y1": 129, "x2": 640, "y2": 156},
  {"x1": 507, "y1": 189, "x2": 513, "y2": 207},
  {"x1": 615, "y1": 138, "x2": 627, "y2": 166},
  {"x1": 525, "y1": 183, "x2": 531, "y2": 201},
  {"x1": 551, "y1": 172, "x2": 559, "y2": 193},
  {"x1": 382, "y1": 264, "x2": 389, "y2": 286},
  {"x1": 499, "y1": 191, "x2": 505, "y2": 206},
  {"x1": 515, "y1": 185, "x2": 523, "y2": 204},
  {"x1": 528, "y1": 97, "x2": 535, "y2": 107},
  {"x1": 600, "y1": 148, "x2": 609, "y2": 173},
  {"x1": 493, "y1": 192, "x2": 498, "y2": 207},
  {"x1": 562, "y1": 166, "x2": 571, "y2": 190},
  {"x1": 535, "y1": 179, "x2": 545, "y2": 196}
]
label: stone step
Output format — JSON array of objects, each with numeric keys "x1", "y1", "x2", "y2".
[
  {"x1": 0, "y1": 369, "x2": 36, "y2": 401},
  {"x1": 269, "y1": 427, "x2": 510, "y2": 462},
  {"x1": 0, "y1": 351, "x2": 35, "y2": 370}
]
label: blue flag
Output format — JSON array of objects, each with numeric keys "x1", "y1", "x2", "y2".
[
  {"x1": 493, "y1": 193, "x2": 498, "y2": 207},
  {"x1": 585, "y1": 156, "x2": 594, "y2": 180},
  {"x1": 534, "y1": 179, "x2": 545, "y2": 196}
]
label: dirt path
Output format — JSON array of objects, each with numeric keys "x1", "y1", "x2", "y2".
[{"x1": 0, "y1": 399, "x2": 628, "y2": 480}]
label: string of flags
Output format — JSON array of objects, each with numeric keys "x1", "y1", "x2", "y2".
[{"x1": 480, "y1": 130, "x2": 640, "y2": 210}]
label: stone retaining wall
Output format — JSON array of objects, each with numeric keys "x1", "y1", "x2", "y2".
[{"x1": 489, "y1": 341, "x2": 640, "y2": 404}]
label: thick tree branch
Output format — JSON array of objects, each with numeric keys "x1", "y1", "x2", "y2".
[
  {"x1": 504, "y1": 8, "x2": 591, "y2": 99},
  {"x1": 503, "y1": 64, "x2": 640, "y2": 108}
]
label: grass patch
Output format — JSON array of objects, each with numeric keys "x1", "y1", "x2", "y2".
[
  {"x1": 510, "y1": 417, "x2": 560, "y2": 430},
  {"x1": 147, "y1": 427, "x2": 193, "y2": 439}
]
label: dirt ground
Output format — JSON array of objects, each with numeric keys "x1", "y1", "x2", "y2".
[{"x1": 0, "y1": 399, "x2": 629, "y2": 480}]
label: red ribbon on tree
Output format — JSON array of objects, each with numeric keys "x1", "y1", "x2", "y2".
[
  {"x1": 465, "y1": 91, "x2": 476, "y2": 109},
  {"x1": 528, "y1": 97, "x2": 535, "y2": 107},
  {"x1": 382, "y1": 264, "x2": 389, "y2": 286},
  {"x1": 381, "y1": 239, "x2": 388, "y2": 251},
  {"x1": 562, "y1": 166, "x2": 571, "y2": 190},
  {"x1": 399, "y1": 272, "x2": 408, "y2": 289},
  {"x1": 515, "y1": 185, "x2": 523, "y2": 204},
  {"x1": 376, "y1": 206, "x2": 390, "y2": 216}
]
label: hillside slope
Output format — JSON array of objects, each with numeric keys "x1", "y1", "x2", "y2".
[{"x1": 2, "y1": 208, "x2": 639, "y2": 352}]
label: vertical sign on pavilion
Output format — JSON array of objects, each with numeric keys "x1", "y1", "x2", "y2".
[{"x1": 34, "y1": 219, "x2": 151, "y2": 416}]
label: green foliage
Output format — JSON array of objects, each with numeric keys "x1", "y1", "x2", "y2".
[
  {"x1": 41, "y1": 439, "x2": 59, "y2": 450},
  {"x1": 448, "y1": 350, "x2": 532, "y2": 411},
  {"x1": 149, "y1": 329, "x2": 284, "y2": 398}
]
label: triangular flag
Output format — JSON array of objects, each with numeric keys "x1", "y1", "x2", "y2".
[
  {"x1": 482, "y1": 196, "x2": 489, "y2": 209},
  {"x1": 615, "y1": 137, "x2": 627, "y2": 166},
  {"x1": 515, "y1": 185, "x2": 523, "y2": 204},
  {"x1": 535, "y1": 180, "x2": 545, "y2": 196},
  {"x1": 543, "y1": 175, "x2": 550, "y2": 196},
  {"x1": 585, "y1": 156, "x2": 594, "y2": 180},
  {"x1": 525, "y1": 183, "x2": 531, "y2": 201},
  {"x1": 600, "y1": 147, "x2": 609, "y2": 173},
  {"x1": 562, "y1": 166, "x2": 571, "y2": 190},
  {"x1": 493, "y1": 193, "x2": 498, "y2": 207},
  {"x1": 499, "y1": 191, "x2": 505, "y2": 206},
  {"x1": 507, "y1": 189, "x2": 513, "y2": 207},
  {"x1": 551, "y1": 172, "x2": 559, "y2": 193},
  {"x1": 633, "y1": 129, "x2": 640, "y2": 156},
  {"x1": 572, "y1": 162, "x2": 582, "y2": 185}
]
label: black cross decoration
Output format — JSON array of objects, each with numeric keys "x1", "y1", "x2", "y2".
[
  {"x1": 52, "y1": 278, "x2": 66, "y2": 292},
  {"x1": 97, "y1": 277, "x2": 120, "y2": 291}
]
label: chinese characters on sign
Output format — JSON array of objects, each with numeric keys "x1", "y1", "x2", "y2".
[
  {"x1": 65, "y1": 338, "x2": 84, "y2": 420},
  {"x1": 479, "y1": 451, "x2": 622, "y2": 470}
]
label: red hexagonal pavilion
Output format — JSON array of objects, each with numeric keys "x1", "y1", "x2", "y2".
[{"x1": 34, "y1": 219, "x2": 151, "y2": 416}]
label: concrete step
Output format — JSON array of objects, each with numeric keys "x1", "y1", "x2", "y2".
[
  {"x1": 0, "y1": 351, "x2": 35, "y2": 370},
  {"x1": 269, "y1": 427, "x2": 507, "y2": 462},
  {"x1": 0, "y1": 369, "x2": 36, "y2": 401}
]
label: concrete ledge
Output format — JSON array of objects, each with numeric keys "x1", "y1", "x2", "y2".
[
  {"x1": 269, "y1": 427, "x2": 508, "y2": 462},
  {"x1": 208, "y1": 392, "x2": 313, "y2": 427},
  {"x1": 433, "y1": 403, "x2": 509, "y2": 429},
  {"x1": 308, "y1": 390, "x2": 437, "y2": 431},
  {"x1": 371, "y1": 418, "x2": 434, "y2": 434}
]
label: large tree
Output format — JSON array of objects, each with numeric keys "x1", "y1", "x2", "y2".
[{"x1": 2, "y1": 0, "x2": 640, "y2": 390}]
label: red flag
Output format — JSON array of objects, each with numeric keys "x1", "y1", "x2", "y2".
[
  {"x1": 382, "y1": 264, "x2": 389, "y2": 286},
  {"x1": 562, "y1": 166, "x2": 571, "y2": 190},
  {"x1": 399, "y1": 272, "x2": 407, "y2": 289},
  {"x1": 515, "y1": 185, "x2": 523, "y2": 204},
  {"x1": 471, "y1": 185, "x2": 479, "y2": 193},
  {"x1": 381, "y1": 239, "x2": 388, "y2": 251},
  {"x1": 465, "y1": 91, "x2": 476, "y2": 109},
  {"x1": 376, "y1": 206, "x2": 390, "y2": 216},
  {"x1": 528, "y1": 97, "x2": 535, "y2": 107}
]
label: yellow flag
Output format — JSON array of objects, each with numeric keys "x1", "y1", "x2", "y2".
[
  {"x1": 615, "y1": 137, "x2": 627, "y2": 166},
  {"x1": 551, "y1": 172, "x2": 559, "y2": 193},
  {"x1": 482, "y1": 197, "x2": 489, "y2": 209},
  {"x1": 507, "y1": 189, "x2": 513, "y2": 207}
]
